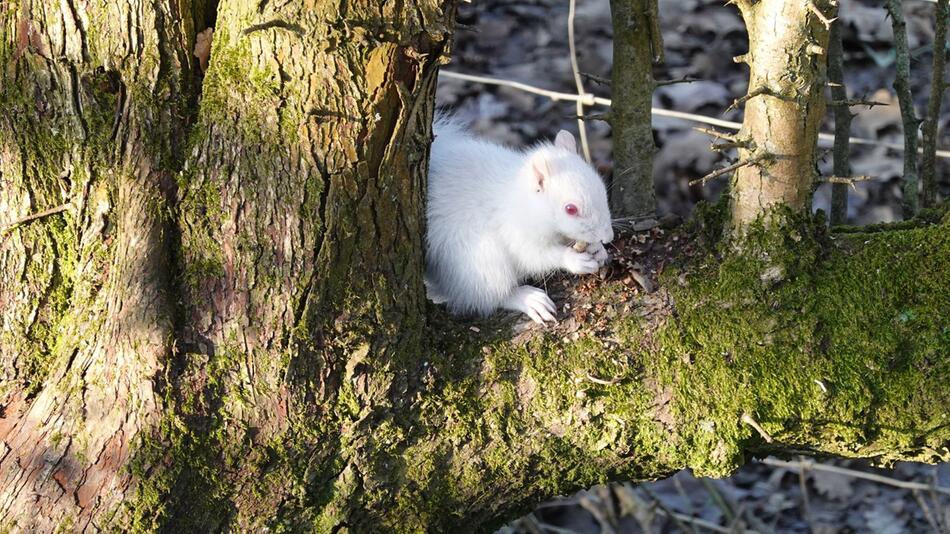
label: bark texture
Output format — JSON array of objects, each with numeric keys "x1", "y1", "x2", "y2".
[
  {"x1": 921, "y1": 0, "x2": 948, "y2": 208},
  {"x1": 609, "y1": 0, "x2": 659, "y2": 219},
  {"x1": 885, "y1": 0, "x2": 920, "y2": 218},
  {"x1": 0, "y1": 0, "x2": 200, "y2": 529},
  {"x1": 729, "y1": 0, "x2": 833, "y2": 229},
  {"x1": 828, "y1": 20, "x2": 852, "y2": 226}
]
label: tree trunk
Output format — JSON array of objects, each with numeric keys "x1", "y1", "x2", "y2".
[
  {"x1": 0, "y1": 0, "x2": 200, "y2": 529},
  {"x1": 1, "y1": 1, "x2": 947, "y2": 532},
  {"x1": 729, "y1": 0, "x2": 833, "y2": 229},
  {"x1": 1, "y1": 0, "x2": 456, "y2": 530},
  {"x1": 609, "y1": 0, "x2": 659, "y2": 219}
]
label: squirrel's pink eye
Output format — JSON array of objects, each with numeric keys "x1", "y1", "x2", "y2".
[{"x1": 565, "y1": 203, "x2": 579, "y2": 216}]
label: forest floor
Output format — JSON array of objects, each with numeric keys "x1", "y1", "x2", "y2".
[{"x1": 435, "y1": 0, "x2": 950, "y2": 532}]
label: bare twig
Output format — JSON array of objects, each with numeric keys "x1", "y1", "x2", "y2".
[
  {"x1": 798, "y1": 457, "x2": 815, "y2": 534},
  {"x1": 885, "y1": 0, "x2": 921, "y2": 218},
  {"x1": 1, "y1": 202, "x2": 71, "y2": 235},
  {"x1": 828, "y1": 16, "x2": 853, "y2": 225},
  {"x1": 741, "y1": 413, "x2": 774, "y2": 443},
  {"x1": 921, "y1": 0, "x2": 949, "y2": 207},
  {"x1": 911, "y1": 489, "x2": 942, "y2": 533},
  {"x1": 655, "y1": 76, "x2": 699, "y2": 87},
  {"x1": 701, "y1": 478, "x2": 737, "y2": 524},
  {"x1": 690, "y1": 154, "x2": 765, "y2": 186},
  {"x1": 437, "y1": 70, "x2": 950, "y2": 159},
  {"x1": 728, "y1": 86, "x2": 772, "y2": 112},
  {"x1": 694, "y1": 127, "x2": 741, "y2": 142},
  {"x1": 711, "y1": 140, "x2": 752, "y2": 152},
  {"x1": 762, "y1": 458, "x2": 950, "y2": 495},
  {"x1": 821, "y1": 175, "x2": 874, "y2": 186},
  {"x1": 827, "y1": 98, "x2": 888, "y2": 108},
  {"x1": 585, "y1": 373, "x2": 621, "y2": 386},
  {"x1": 568, "y1": 0, "x2": 592, "y2": 163},
  {"x1": 581, "y1": 72, "x2": 611, "y2": 86}
]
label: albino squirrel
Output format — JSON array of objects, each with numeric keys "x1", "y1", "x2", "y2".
[{"x1": 425, "y1": 115, "x2": 614, "y2": 323}]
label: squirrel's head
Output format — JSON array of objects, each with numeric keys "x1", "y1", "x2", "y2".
[{"x1": 525, "y1": 131, "x2": 614, "y2": 245}]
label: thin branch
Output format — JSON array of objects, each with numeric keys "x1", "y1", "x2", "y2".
[
  {"x1": 437, "y1": 70, "x2": 950, "y2": 159},
  {"x1": 912, "y1": 489, "x2": 942, "y2": 533},
  {"x1": 741, "y1": 413, "x2": 774, "y2": 443},
  {"x1": 821, "y1": 175, "x2": 874, "y2": 185},
  {"x1": 689, "y1": 154, "x2": 765, "y2": 186},
  {"x1": 638, "y1": 486, "x2": 698, "y2": 534},
  {"x1": 711, "y1": 140, "x2": 751, "y2": 152},
  {"x1": 797, "y1": 457, "x2": 815, "y2": 533},
  {"x1": 829, "y1": 0, "x2": 858, "y2": 220},
  {"x1": 581, "y1": 72, "x2": 611, "y2": 86},
  {"x1": 1, "y1": 202, "x2": 71, "y2": 235},
  {"x1": 701, "y1": 479, "x2": 736, "y2": 524},
  {"x1": 568, "y1": 0, "x2": 592, "y2": 163},
  {"x1": 693, "y1": 127, "x2": 740, "y2": 142},
  {"x1": 828, "y1": 98, "x2": 888, "y2": 108},
  {"x1": 762, "y1": 458, "x2": 950, "y2": 495},
  {"x1": 885, "y1": 0, "x2": 921, "y2": 218},
  {"x1": 921, "y1": 0, "x2": 949, "y2": 207},
  {"x1": 654, "y1": 76, "x2": 699, "y2": 87},
  {"x1": 568, "y1": 112, "x2": 612, "y2": 123},
  {"x1": 728, "y1": 86, "x2": 772, "y2": 112}
]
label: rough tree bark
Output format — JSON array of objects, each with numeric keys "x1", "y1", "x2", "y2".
[
  {"x1": 828, "y1": 20, "x2": 852, "y2": 226},
  {"x1": 0, "y1": 1, "x2": 947, "y2": 532},
  {"x1": 728, "y1": 0, "x2": 834, "y2": 229},
  {"x1": 609, "y1": 0, "x2": 660, "y2": 219},
  {"x1": 0, "y1": 0, "x2": 203, "y2": 529}
]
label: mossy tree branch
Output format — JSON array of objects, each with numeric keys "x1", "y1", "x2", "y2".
[{"x1": 372, "y1": 208, "x2": 950, "y2": 530}]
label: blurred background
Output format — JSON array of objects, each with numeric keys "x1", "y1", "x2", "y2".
[
  {"x1": 437, "y1": 0, "x2": 949, "y2": 225},
  {"x1": 436, "y1": 0, "x2": 949, "y2": 531}
]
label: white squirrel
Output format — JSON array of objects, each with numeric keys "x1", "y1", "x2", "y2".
[{"x1": 425, "y1": 115, "x2": 614, "y2": 324}]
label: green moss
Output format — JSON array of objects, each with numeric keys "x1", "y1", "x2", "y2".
[{"x1": 651, "y1": 208, "x2": 949, "y2": 474}]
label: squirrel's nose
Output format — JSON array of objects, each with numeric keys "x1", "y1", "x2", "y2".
[{"x1": 601, "y1": 227, "x2": 614, "y2": 243}]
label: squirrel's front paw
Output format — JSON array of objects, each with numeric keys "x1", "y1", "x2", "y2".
[
  {"x1": 503, "y1": 285, "x2": 557, "y2": 324},
  {"x1": 563, "y1": 248, "x2": 600, "y2": 274},
  {"x1": 587, "y1": 242, "x2": 609, "y2": 266}
]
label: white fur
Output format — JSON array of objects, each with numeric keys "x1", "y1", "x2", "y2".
[{"x1": 425, "y1": 115, "x2": 614, "y2": 323}]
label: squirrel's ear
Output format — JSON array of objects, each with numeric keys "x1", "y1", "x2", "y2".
[
  {"x1": 554, "y1": 130, "x2": 577, "y2": 153},
  {"x1": 531, "y1": 154, "x2": 549, "y2": 191}
]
